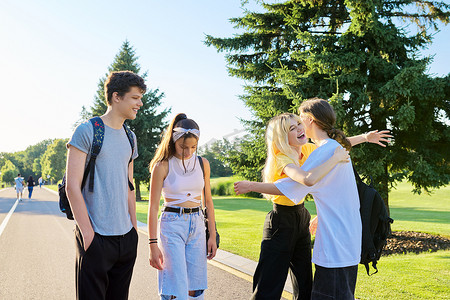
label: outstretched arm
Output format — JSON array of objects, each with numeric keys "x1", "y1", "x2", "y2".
[
  {"x1": 234, "y1": 181, "x2": 283, "y2": 196},
  {"x1": 348, "y1": 130, "x2": 392, "y2": 147},
  {"x1": 284, "y1": 147, "x2": 349, "y2": 186}
]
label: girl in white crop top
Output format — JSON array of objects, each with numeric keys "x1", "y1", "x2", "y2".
[{"x1": 148, "y1": 113, "x2": 217, "y2": 300}]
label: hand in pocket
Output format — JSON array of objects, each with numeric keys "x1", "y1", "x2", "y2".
[{"x1": 83, "y1": 230, "x2": 95, "y2": 251}]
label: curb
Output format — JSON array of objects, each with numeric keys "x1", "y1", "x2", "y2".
[
  {"x1": 43, "y1": 186, "x2": 58, "y2": 195},
  {"x1": 137, "y1": 220, "x2": 294, "y2": 296}
]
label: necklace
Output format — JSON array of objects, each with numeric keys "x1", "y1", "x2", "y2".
[{"x1": 175, "y1": 156, "x2": 195, "y2": 174}]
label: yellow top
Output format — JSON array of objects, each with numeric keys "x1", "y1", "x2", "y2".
[{"x1": 272, "y1": 143, "x2": 317, "y2": 206}]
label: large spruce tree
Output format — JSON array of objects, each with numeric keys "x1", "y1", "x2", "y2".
[
  {"x1": 89, "y1": 41, "x2": 170, "y2": 200},
  {"x1": 206, "y1": 0, "x2": 450, "y2": 208}
]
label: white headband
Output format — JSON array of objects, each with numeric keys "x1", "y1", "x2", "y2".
[{"x1": 172, "y1": 127, "x2": 200, "y2": 142}]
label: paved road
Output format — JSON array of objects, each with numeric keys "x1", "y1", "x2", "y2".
[{"x1": 0, "y1": 187, "x2": 254, "y2": 299}]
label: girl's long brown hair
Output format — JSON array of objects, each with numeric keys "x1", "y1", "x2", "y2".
[
  {"x1": 149, "y1": 113, "x2": 200, "y2": 173},
  {"x1": 299, "y1": 98, "x2": 352, "y2": 151}
]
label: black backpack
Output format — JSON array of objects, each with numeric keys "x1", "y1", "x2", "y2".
[
  {"x1": 353, "y1": 165, "x2": 394, "y2": 275},
  {"x1": 58, "y1": 117, "x2": 135, "y2": 220}
]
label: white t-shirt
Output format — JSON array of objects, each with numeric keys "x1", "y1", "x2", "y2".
[
  {"x1": 275, "y1": 139, "x2": 362, "y2": 268},
  {"x1": 14, "y1": 177, "x2": 24, "y2": 188}
]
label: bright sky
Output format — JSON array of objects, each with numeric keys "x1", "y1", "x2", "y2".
[{"x1": 0, "y1": 0, "x2": 449, "y2": 153}]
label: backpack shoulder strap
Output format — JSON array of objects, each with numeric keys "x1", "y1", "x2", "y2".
[
  {"x1": 198, "y1": 156, "x2": 205, "y2": 208},
  {"x1": 123, "y1": 122, "x2": 135, "y2": 191},
  {"x1": 82, "y1": 117, "x2": 105, "y2": 192},
  {"x1": 123, "y1": 122, "x2": 135, "y2": 152}
]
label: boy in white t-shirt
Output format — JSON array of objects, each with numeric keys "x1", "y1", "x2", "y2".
[{"x1": 14, "y1": 174, "x2": 25, "y2": 201}]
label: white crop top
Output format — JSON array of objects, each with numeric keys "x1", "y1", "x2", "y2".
[{"x1": 162, "y1": 155, "x2": 204, "y2": 206}]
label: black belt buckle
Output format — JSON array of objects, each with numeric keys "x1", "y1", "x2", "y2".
[{"x1": 183, "y1": 207, "x2": 193, "y2": 214}]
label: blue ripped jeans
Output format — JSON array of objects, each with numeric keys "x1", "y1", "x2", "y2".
[{"x1": 159, "y1": 209, "x2": 207, "y2": 300}]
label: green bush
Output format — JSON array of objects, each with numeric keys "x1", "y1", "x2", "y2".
[
  {"x1": 210, "y1": 176, "x2": 239, "y2": 196},
  {"x1": 211, "y1": 180, "x2": 234, "y2": 196}
]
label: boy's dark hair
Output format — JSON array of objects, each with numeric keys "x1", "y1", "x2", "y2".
[{"x1": 104, "y1": 71, "x2": 147, "y2": 105}]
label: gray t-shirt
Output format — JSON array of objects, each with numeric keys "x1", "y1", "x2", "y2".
[{"x1": 68, "y1": 120, "x2": 138, "y2": 235}]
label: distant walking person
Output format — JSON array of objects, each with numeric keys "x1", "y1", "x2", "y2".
[
  {"x1": 27, "y1": 176, "x2": 35, "y2": 199},
  {"x1": 38, "y1": 176, "x2": 43, "y2": 188},
  {"x1": 14, "y1": 174, "x2": 24, "y2": 201},
  {"x1": 65, "y1": 71, "x2": 145, "y2": 300}
]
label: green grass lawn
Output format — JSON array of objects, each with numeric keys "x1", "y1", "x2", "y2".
[
  {"x1": 355, "y1": 250, "x2": 449, "y2": 299},
  {"x1": 388, "y1": 181, "x2": 450, "y2": 237},
  {"x1": 45, "y1": 185, "x2": 58, "y2": 192},
  {"x1": 136, "y1": 180, "x2": 449, "y2": 299}
]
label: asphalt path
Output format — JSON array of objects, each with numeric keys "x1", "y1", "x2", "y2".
[{"x1": 0, "y1": 187, "x2": 254, "y2": 299}]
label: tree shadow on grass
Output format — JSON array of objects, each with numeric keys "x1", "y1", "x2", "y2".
[
  {"x1": 213, "y1": 196, "x2": 319, "y2": 215},
  {"x1": 389, "y1": 207, "x2": 450, "y2": 224}
]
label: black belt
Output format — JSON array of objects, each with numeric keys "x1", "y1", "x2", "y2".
[{"x1": 164, "y1": 206, "x2": 201, "y2": 214}]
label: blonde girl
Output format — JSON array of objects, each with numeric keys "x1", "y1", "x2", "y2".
[{"x1": 148, "y1": 113, "x2": 217, "y2": 300}]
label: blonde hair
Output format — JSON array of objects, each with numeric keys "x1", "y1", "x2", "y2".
[
  {"x1": 149, "y1": 113, "x2": 199, "y2": 173},
  {"x1": 299, "y1": 98, "x2": 352, "y2": 151},
  {"x1": 262, "y1": 113, "x2": 302, "y2": 184}
]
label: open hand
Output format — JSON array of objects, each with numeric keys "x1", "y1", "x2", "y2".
[{"x1": 365, "y1": 130, "x2": 392, "y2": 147}]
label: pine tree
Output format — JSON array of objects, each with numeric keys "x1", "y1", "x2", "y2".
[
  {"x1": 90, "y1": 40, "x2": 170, "y2": 200},
  {"x1": 206, "y1": 0, "x2": 450, "y2": 209}
]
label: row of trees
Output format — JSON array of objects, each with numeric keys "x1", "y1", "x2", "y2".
[
  {"x1": 1, "y1": 42, "x2": 170, "y2": 197},
  {"x1": 199, "y1": 139, "x2": 235, "y2": 178},
  {"x1": 0, "y1": 138, "x2": 67, "y2": 185},
  {"x1": 206, "y1": 0, "x2": 450, "y2": 209},
  {"x1": 1, "y1": 41, "x2": 234, "y2": 198}
]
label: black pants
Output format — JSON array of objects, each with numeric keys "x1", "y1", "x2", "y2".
[
  {"x1": 252, "y1": 203, "x2": 312, "y2": 300},
  {"x1": 311, "y1": 265, "x2": 358, "y2": 300},
  {"x1": 75, "y1": 225, "x2": 138, "y2": 300}
]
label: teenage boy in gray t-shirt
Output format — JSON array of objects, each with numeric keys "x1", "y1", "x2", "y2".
[{"x1": 66, "y1": 71, "x2": 146, "y2": 300}]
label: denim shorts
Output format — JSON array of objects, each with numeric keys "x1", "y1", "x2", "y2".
[{"x1": 159, "y1": 209, "x2": 207, "y2": 300}]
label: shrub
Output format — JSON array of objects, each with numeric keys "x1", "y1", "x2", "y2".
[{"x1": 210, "y1": 176, "x2": 237, "y2": 196}]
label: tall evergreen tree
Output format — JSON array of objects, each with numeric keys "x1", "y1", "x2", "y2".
[
  {"x1": 206, "y1": 0, "x2": 450, "y2": 209},
  {"x1": 90, "y1": 40, "x2": 170, "y2": 200}
]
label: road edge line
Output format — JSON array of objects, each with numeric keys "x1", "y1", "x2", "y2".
[{"x1": 0, "y1": 199, "x2": 19, "y2": 237}]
